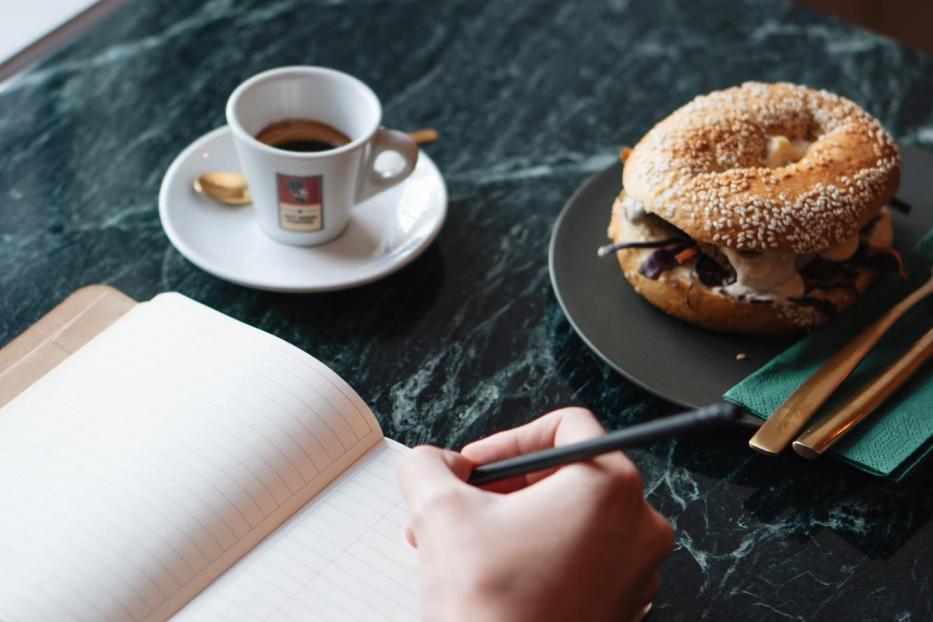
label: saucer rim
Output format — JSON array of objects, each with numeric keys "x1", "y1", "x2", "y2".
[{"x1": 158, "y1": 125, "x2": 448, "y2": 293}]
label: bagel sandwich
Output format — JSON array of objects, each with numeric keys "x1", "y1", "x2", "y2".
[{"x1": 602, "y1": 82, "x2": 904, "y2": 335}]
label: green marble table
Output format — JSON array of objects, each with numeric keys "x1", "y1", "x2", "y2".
[{"x1": 1, "y1": 1, "x2": 931, "y2": 619}]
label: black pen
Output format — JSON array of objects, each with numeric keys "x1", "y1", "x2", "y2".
[{"x1": 467, "y1": 403, "x2": 743, "y2": 486}]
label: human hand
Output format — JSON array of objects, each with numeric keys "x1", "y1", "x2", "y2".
[{"x1": 397, "y1": 408, "x2": 674, "y2": 622}]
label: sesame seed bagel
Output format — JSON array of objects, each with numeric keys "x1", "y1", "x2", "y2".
[
  {"x1": 622, "y1": 82, "x2": 900, "y2": 254},
  {"x1": 607, "y1": 200, "x2": 880, "y2": 335}
]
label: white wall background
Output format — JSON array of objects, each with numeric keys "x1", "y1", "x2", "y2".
[{"x1": 0, "y1": 0, "x2": 102, "y2": 65}]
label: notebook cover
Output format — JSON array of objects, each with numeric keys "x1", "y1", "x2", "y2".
[{"x1": 0, "y1": 285, "x2": 136, "y2": 408}]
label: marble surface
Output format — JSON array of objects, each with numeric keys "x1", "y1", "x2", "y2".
[{"x1": 2, "y1": 0, "x2": 932, "y2": 619}]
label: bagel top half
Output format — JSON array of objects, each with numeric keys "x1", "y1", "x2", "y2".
[{"x1": 621, "y1": 82, "x2": 900, "y2": 254}]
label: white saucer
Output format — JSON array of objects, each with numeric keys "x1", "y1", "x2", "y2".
[{"x1": 159, "y1": 126, "x2": 447, "y2": 292}]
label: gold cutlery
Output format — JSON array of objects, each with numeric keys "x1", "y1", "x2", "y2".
[
  {"x1": 193, "y1": 172, "x2": 253, "y2": 205},
  {"x1": 793, "y1": 325, "x2": 933, "y2": 458},
  {"x1": 405, "y1": 128, "x2": 439, "y2": 145},
  {"x1": 193, "y1": 128, "x2": 439, "y2": 206},
  {"x1": 748, "y1": 268, "x2": 933, "y2": 455}
]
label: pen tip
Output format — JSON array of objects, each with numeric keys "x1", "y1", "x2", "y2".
[
  {"x1": 722, "y1": 403, "x2": 744, "y2": 422},
  {"x1": 700, "y1": 402, "x2": 743, "y2": 424}
]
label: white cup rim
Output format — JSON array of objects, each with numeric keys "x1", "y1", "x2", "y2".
[{"x1": 225, "y1": 65, "x2": 382, "y2": 159}]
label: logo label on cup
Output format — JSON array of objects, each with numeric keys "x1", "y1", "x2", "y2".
[{"x1": 276, "y1": 174, "x2": 323, "y2": 231}]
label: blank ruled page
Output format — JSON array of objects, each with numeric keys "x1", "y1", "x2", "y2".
[
  {"x1": 0, "y1": 293, "x2": 383, "y2": 622},
  {"x1": 174, "y1": 439, "x2": 418, "y2": 622}
]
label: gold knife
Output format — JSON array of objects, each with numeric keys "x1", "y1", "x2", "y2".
[
  {"x1": 793, "y1": 326, "x2": 933, "y2": 458},
  {"x1": 748, "y1": 270, "x2": 933, "y2": 456}
]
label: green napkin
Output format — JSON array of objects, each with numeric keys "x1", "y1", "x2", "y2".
[{"x1": 725, "y1": 230, "x2": 933, "y2": 480}]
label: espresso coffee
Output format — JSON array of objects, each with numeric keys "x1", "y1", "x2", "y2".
[
  {"x1": 255, "y1": 118, "x2": 351, "y2": 152},
  {"x1": 274, "y1": 139, "x2": 340, "y2": 152}
]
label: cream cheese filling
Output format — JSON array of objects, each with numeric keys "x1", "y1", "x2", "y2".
[
  {"x1": 864, "y1": 206, "x2": 893, "y2": 248},
  {"x1": 614, "y1": 194, "x2": 895, "y2": 303},
  {"x1": 765, "y1": 136, "x2": 812, "y2": 168},
  {"x1": 722, "y1": 249, "x2": 804, "y2": 301},
  {"x1": 819, "y1": 233, "x2": 859, "y2": 261},
  {"x1": 719, "y1": 206, "x2": 894, "y2": 301},
  {"x1": 620, "y1": 195, "x2": 646, "y2": 222}
]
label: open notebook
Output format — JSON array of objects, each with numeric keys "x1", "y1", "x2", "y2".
[{"x1": 0, "y1": 293, "x2": 418, "y2": 621}]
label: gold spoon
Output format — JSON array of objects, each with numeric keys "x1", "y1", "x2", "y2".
[
  {"x1": 193, "y1": 172, "x2": 253, "y2": 205},
  {"x1": 194, "y1": 128, "x2": 439, "y2": 206}
]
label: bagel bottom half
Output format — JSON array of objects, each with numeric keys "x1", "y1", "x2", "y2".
[{"x1": 607, "y1": 207, "x2": 879, "y2": 336}]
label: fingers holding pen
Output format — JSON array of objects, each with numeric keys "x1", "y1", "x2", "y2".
[
  {"x1": 461, "y1": 407, "x2": 631, "y2": 492},
  {"x1": 397, "y1": 445, "x2": 482, "y2": 548}
]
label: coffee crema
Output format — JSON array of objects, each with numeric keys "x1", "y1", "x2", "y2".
[{"x1": 255, "y1": 118, "x2": 351, "y2": 152}]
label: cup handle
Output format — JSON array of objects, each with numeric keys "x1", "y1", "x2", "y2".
[{"x1": 356, "y1": 128, "x2": 419, "y2": 204}]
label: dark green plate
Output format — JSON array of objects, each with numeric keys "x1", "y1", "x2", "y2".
[{"x1": 549, "y1": 145, "x2": 933, "y2": 408}]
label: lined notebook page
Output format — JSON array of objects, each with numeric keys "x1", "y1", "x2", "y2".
[
  {"x1": 0, "y1": 293, "x2": 383, "y2": 622},
  {"x1": 174, "y1": 439, "x2": 418, "y2": 622}
]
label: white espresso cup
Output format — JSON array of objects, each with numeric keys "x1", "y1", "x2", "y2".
[{"x1": 226, "y1": 66, "x2": 418, "y2": 246}]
